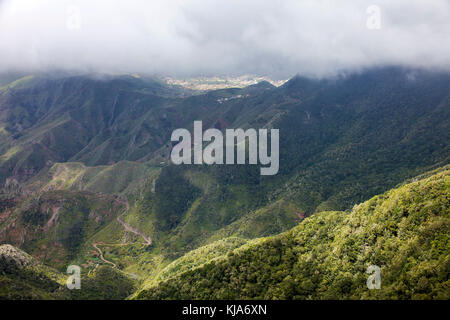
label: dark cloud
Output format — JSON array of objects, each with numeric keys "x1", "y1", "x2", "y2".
[{"x1": 0, "y1": 0, "x2": 449, "y2": 78}]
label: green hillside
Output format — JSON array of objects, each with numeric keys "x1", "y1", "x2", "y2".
[
  {"x1": 0, "y1": 68, "x2": 449, "y2": 300},
  {"x1": 1, "y1": 69, "x2": 448, "y2": 217},
  {"x1": 1, "y1": 166, "x2": 448, "y2": 300},
  {"x1": 28, "y1": 161, "x2": 159, "y2": 196},
  {"x1": 0, "y1": 190, "x2": 125, "y2": 269},
  {"x1": 0, "y1": 244, "x2": 136, "y2": 300},
  {"x1": 134, "y1": 166, "x2": 450, "y2": 300},
  {"x1": 0, "y1": 244, "x2": 67, "y2": 299}
]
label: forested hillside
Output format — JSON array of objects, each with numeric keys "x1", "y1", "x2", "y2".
[
  {"x1": 134, "y1": 166, "x2": 450, "y2": 300},
  {"x1": 1, "y1": 165, "x2": 448, "y2": 299},
  {"x1": 0, "y1": 68, "x2": 449, "y2": 299}
]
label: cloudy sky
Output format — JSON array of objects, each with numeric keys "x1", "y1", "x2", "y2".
[{"x1": 0, "y1": 0, "x2": 449, "y2": 78}]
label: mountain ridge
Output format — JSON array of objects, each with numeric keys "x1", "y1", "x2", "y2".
[
  {"x1": 1, "y1": 164, "x2": 448, "y2": 299},
  {"x1": 133, "y1": 165, "x2": 450, "y2": 299},
  {"x1": 0, "y1": 67, "x2": 448, "y2": 299}
]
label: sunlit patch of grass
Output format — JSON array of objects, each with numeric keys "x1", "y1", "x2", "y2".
[
  {"x1": 0, "y1": 126, "x2": 8, "y2": 136},
  {"x1": 0, "y1": 145, "x2": 22, "y2": 162},
  {"x1": 4, "y1": 75, "x2": 35, "y2": 89}
]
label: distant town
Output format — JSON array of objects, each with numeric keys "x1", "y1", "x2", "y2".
[{"x1": 163, "y1": 75, "x2": 288, "y2": 91}]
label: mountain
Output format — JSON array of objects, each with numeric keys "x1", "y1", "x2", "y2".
[
  {"x1": 133, "y1": 165, "x2": 450, "y2": 300},
  {"x1": 0, "y1": 244, "x2": 66, "y2": 299},
  {"x1": 0, "y1": 189, "x2": 125, "y2": 269},
  {"x1": 1, "y1": 165, "x2": 448, "y2": 299},
  {"x1": 0, "y1": 67, "x2": 449, "y2": 299},
  {"x1": 0, "y1": 243, "x2": 136, "y2": 300}
]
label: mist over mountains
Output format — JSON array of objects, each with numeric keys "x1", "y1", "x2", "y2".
[
  {"x1": 0, "y1": 0, "x2": 449, "y2": 302},
  {"x1": 1, "y1": 0, "x2": 450, "y2": 77}
]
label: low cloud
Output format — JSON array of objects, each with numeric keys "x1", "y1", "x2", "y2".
[{"x1": 0, "y1": 0, "x2": 449, "y2": 78}]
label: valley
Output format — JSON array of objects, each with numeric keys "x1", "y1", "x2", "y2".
[{"x1": 0, "y1": 67, "x2": 449, "y2": 299}]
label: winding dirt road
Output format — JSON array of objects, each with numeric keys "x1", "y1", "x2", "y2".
[
  {"x1": 92, "y1": 243, "x2": 117, "y2": 268},
  {"x1": 91, "y1": 198, "x2": 152, "y2": 269},
  {"x1": 115, "y1": 197, "x2": 152, "y2": 245},
  {"x1": 116, "y1": 216, "x2": 152, "y2": 245}
]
